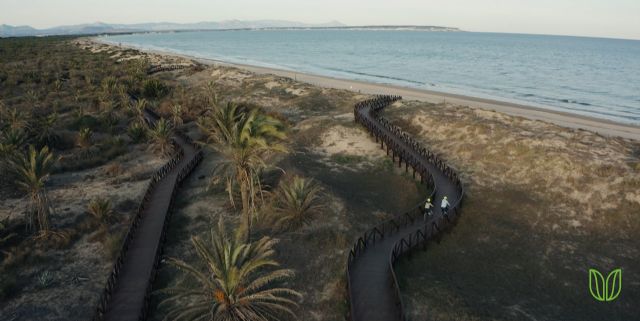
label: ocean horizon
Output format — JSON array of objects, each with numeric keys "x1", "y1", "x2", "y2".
[{"x1": 102, "y1": 30, "x2": 640, "y2": 125}]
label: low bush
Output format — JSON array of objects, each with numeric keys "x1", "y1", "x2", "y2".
[
  {"x1": 127, "y1": 122, "x2": 147, "y2": 143},
  {"x1": 142, "y1": 79, "x2": 169, "y2": 100},
  {"x1": 70, "y1": 114, "x2": 100, "y2": 131},
  {"x1": 56, "y1": 138, "x2": 128, "y2": 172},
  {"x1": 87, "y1": 198, "x2": 116, "y2": 225},
  {"x1": 103, "y1": 232, "x2": 123, "y2": 260}
]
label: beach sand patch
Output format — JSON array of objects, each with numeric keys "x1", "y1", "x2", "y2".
[
  {"x1": 316, "y1": 125, "x2": 384, "y2": 159},
  {"x1": 264, "y1": 81, "x2": 280, "y2": 90},
  {"x1": 285, "y1": 87, "x2": 306, "y2": 96}
]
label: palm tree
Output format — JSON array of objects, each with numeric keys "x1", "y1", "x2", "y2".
[
  {"x1": 205, "y1": 80, "x2": 219, "y2": 106},
  {"x1": 197, "y1": 102, "x2": 244, "y2": 145},
  {"x1": 268, "y1": 176, "x2": 324, "y2": 231},
  {"x1": 11, "y1": 145, "x2": 57, "y2": 232},
  {"x1": 1, "y1": 128, "x2": 26, "y2": 151},
  {"x1": 159, "y1": 218, "x2": 301, "y2": 321},
  {"x1": 171, "y1": 104, "x2": 183, "y2": 127},
  {"x1": 4, "y1": 108, "x2": 29, "y2": 131},
  {"x1": 116, "y1": 83, "x2": 130, "y2": 109},
  {"x1": 101, "y1": 111, "x2": 119, "y2": 134},
  {"x1": 87, "y1": 198, "x2": 114, "y2": 225},
  {"x1": 76, "y1": 127, "x2": 93, "y2": 149},
  {"x1": 149, "y1": 118, "x2": 174, "y2": 156},
  {"x1": 0, "y1": 129, "x2": 27, "y2": 176},
  {"x1": 34, "y1": 113, "x2": 59, "y2": 147},
  {"x1": 127, "y1": 122, "x2": 147, "y2": 143},
  {"x1": 198, "y1": 103, "x2": 286, "y2": 241},
  {"x1": 142, "y1": 79, "x2": 169, "y2": 100},
  {"x1": 130, "y1": 99, "x2": 149, "y2": 126},
  {"x1": 100, "y1": 76, "x2": 118, "y2": 97}
]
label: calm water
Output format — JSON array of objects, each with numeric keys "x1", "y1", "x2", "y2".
[{"x1": 103, "y1": 30, "x2": 640, "y2": 124}]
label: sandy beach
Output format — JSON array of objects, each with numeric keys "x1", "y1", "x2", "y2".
[
  {"x1": 92, "y1": 37, "x2": 640, "y2": 141},
  {"x1": 205, "y1": 58, "x2": 640, "y2": 140}
]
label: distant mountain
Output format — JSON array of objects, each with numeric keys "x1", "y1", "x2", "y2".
[
  {"x1": 0, "y1": 24, "x2": 39, "y2": 37},
  {"x1": 0, "y1": 20, "x2": 347, "y2": 37}
]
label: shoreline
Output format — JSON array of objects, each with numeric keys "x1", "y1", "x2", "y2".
[{"x1": 95, "y1": 38, "x2": 640, "y2": 141}]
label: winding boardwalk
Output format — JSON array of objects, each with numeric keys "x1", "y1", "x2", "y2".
[
  {"x1": 93, "y1": 110, "x2": 203, "y2": 321},
  {"x1": 348, "y1": 96, "x2": 464, "y2": 321}
]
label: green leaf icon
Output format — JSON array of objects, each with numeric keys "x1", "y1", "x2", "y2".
[
  {"x1": 605, "y1": 269, "x2": 622, "y2": 301},
  {"x1": 589, "y1": 268, "x2": 622, "y2": 302},
  {"x1": 589, "y1": 269, "x2": 606, "y2": 301}
]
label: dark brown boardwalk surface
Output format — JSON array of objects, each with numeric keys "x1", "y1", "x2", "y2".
[
  {"x1": 349, "y1": 102, "x2": 463, "y2": 321},
  {"x1": 102, "y1": 122, "x2": 199, "y2": 321}
]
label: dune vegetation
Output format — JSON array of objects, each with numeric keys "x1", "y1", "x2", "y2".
[
  {"x1": 2, "y1": 36, "x2": 638, "y2": 321},
  {"x1": 0, "y1": 36, "x2": 174, "y2": 318}
]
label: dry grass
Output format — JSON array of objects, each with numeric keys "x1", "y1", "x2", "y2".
[{"x1": 385, "y1": 101, "x2": 640, "y2": 320}]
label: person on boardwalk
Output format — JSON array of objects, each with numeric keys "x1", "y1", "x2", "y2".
[
  {"x1": 441, "y1": 196, "x2": 451, "y2": 217},
  {"x1": 423, "y1": 198, "x2": 434, "y2": 221}
]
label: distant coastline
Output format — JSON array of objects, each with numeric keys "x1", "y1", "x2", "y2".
[
  {"x1": 100, "y1": 26, "x2": 462, "y2": 37},
  {"x1": 0, "y1": 20, "x2": 460, "y2": 38}
]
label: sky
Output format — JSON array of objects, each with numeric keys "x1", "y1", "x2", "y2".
[{"x1": 2, "y1": 0, "x2": 640, "y2": 40}]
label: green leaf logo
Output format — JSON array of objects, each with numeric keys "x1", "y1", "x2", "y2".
[{"x1": 589, "y1": 268, "x2": 622, "y2": 302}]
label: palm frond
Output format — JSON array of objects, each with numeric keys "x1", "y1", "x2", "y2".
[
  {"x1": 161, "y1": 217, "x2": 301, "y2": 321},
  {"x1": 266, "y1": 176, "x2": 325, "y2": 231}
]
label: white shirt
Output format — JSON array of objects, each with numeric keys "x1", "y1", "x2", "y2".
[{"x1": 441, "y1": 199, "x2": 450, "y2": 208}]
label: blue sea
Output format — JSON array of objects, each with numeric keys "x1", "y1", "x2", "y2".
[{"x1": 102, "y1": 30, "x2": 640, "y2": 125}]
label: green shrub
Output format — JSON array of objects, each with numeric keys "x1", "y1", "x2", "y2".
[
  {"x1": 142, "y1": 79, "x2": 169, "y2": 99},
  {"x1": 87, "y1": 198, "x2": 115, "y2": 224},
  {"x1": 37, "y1": 271, "x2": 54, "y2": 289},
  {"x1": 56, "y1": 137, "x2": 127, "y2": 172},
  {"x1": 127, "y1": 122, "x2": 147, "y2": 143},
  {"x1": 71, "y1": 114, "x2": 99, "y2": 131},
  {"x1": 76, "y1": 127, "x2": 93, "y2": 149},
  {"x1": 100, "y1": 76, "x2": 118, "y2": 95},
  {"x1": 148, "y1": 118, "x2": 173, "y2": 155},
  {"x1": 100, "y1": 112, "x2": 120, "y2": 133}
]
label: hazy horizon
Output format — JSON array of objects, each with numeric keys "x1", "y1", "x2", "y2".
[{"x1": 2, "y1": 0, "x2": 640, "y2": 40}]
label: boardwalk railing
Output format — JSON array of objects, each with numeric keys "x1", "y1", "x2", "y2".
[
  {"x1": 347, "y1": 95, "x2": 465, "y2": 321},
  {"x1": 147, "y1": 64, "x2": 190, "y2": 75},
  {"x1": 92, "y1": 107, "x2": 203, "y2": 321}
]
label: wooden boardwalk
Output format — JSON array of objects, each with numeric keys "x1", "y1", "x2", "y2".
[
  {"x1": 93, "y1": 110, "x2": 203, "y2": 321},
  {"x1": 348, "y1": 96, "x2": 465, "y2": 321}
]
